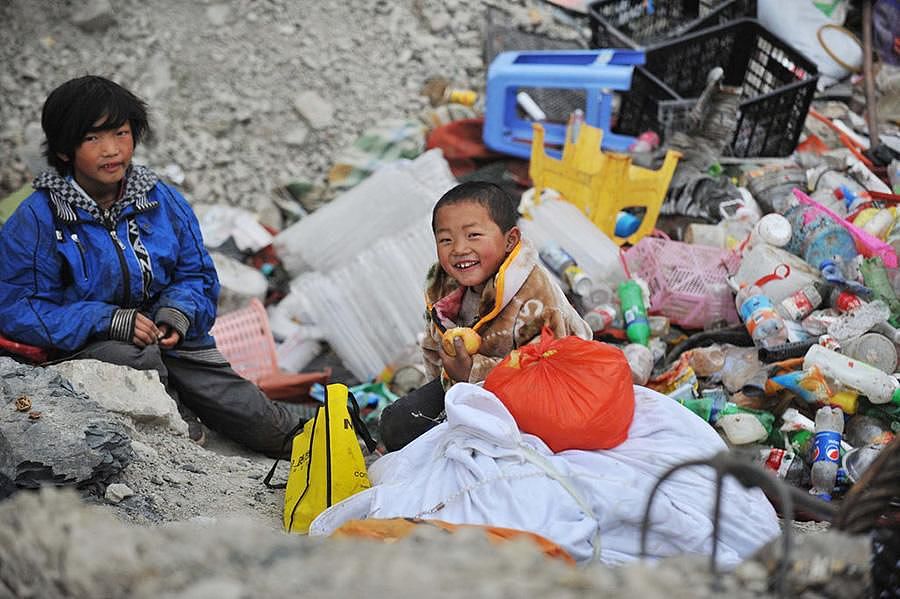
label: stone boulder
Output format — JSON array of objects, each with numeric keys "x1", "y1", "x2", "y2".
[
  {"x1": 0, "y1": 358, "x2": 133, "y2": 499},
  {"x1": 50, "y1": 359, "x2": 188, "y2": 435},
  {"x1": 0, "y1": 488, "x2": 872, "y2": 599}
]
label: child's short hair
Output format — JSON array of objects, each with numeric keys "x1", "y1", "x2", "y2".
[
  {"x1": 41, "y1": 75, "x2": 151, "y2": 174},
  {"x1": 431, "y1": 181, "x2": 519, "y2": 233}
]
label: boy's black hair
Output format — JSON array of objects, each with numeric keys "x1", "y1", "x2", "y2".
[
  {"x1": 431, "y1": 181, "x2": 519, "y2": 233},
  {"x1": 41, "y1": 75, "x2": 151, "y2": 174}
]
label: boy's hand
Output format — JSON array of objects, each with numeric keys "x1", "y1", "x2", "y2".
[
  {"x1": 156, "y1": 323, "x2": 182, "y2": 349},
  {"x1": 438, "y1": 336, "x2": 473, "y2": 383},
  {"x1": 132, "y1": 313, "x2": 160, "y2": 348}
]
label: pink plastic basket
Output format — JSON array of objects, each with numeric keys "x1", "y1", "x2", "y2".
[
  {"x1": 210, "y1": 298, "x2": 278, "y2": 384},
  {"x1": 624, "y1": 237, "x2": 740, "y2": 329}
]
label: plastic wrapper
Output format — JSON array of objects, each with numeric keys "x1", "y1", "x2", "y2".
[{"x1": 767, "y1": 366, "x2": 832, "y2": 405}]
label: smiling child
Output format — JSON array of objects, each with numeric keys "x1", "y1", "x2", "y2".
[{"x1": 378, "y1": 181, "x2": 592, "y2": 451}]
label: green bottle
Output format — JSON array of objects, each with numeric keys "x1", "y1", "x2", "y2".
[
  {"x1": 618, "y1": 279, "x2": 650, "y2": 346},
  {"x1": 859, "y1": 256, "x2": 900, "y2": 327}
]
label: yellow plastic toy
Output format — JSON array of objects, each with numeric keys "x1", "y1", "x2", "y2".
[{"x1": 529, "y1": 122, "x2": 681, "y2": 246}]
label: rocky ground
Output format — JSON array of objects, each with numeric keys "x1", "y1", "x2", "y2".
[{"x1": 0, "y1": 0, "x2": 584, "y2": 218}]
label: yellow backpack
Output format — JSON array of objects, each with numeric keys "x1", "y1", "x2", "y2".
[{"x1": 264, "y1": 383, "x2": 377, "y2": 533}]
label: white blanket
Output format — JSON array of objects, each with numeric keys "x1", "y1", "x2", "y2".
[{"x1": 311, "y1": 384, "x2": 780, "y2": 566}]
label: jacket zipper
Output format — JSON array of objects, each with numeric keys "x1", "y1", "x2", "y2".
[
  {"x1": 109, "y1": 229, "x2": 132, "y2": 307},
  {"x1": 70, "y1": 233, "x2": 88, "y2": 281}
]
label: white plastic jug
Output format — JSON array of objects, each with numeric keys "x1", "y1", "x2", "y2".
[{"x1": 735, "y1": 244, "x2": 822, "y2": 304}]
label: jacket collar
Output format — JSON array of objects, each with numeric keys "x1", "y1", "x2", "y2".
[
  {"x1": 428, "y1": 239, "x2": 536, "y2": 332},
  {"x1": 33, "y1": 165, "x2": 159, "y2": 223}
]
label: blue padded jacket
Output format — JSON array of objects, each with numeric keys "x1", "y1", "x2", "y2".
[{"x1": 0, "y1": 166, "x2": 220, "y2": 352}]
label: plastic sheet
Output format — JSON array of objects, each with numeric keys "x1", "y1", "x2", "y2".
[
  {"x1": 274, "y1": 150, "x2": 456, "y2": 276},
  {"x1": 289, "y1": 217, "x2": 437, "y2": 381}
]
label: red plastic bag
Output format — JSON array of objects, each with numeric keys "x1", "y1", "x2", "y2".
[{"x1": 484, "y1": 327, "x2": 635, "y2": 452}]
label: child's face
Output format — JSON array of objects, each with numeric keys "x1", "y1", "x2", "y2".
[
  {"x1": 434, "y1": 201, "x2": 519, "y2": 289},
  {"x1": 69, "y1": 118, "x2": 134, "y2": 193}
]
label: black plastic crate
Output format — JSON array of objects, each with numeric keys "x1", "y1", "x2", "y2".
[
  {"x1": 615, "y1": 18, "x2": 819, "y2": 157},
  {"x1": 483, "y1": 8, "x2": 587, "y2": 123},
  {"x1": 588, "y1": 0, "x2": 756, "y2": 49}
]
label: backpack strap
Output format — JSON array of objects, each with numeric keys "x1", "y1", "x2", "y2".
[
  {"x1": 347, "y1": 391, "x2": 377, "y2": 453},
  {"x1": 263, "y1": 413, "x2": 312, "y2": 489}
]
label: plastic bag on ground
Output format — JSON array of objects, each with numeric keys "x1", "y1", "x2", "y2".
[{"x1": 484, "y1": 327, "x2": 635, "y2": 452}]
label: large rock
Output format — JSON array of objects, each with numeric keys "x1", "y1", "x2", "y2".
[
  {"x1": 70, "y1": 0, "x2": 115, "y2": 32},
  {"x1": 0, "y1": 358, "x2": 134, "y2": 499},
  {"x1": 49, "y1": 359, "x2": 187, "y2": 435},
  {"x1": 0, "y1": 488, "x2": 870, "y2": 599}
]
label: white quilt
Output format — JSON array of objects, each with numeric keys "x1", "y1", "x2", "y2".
[{"x1": 311, "y1": 384, "x2": 780, "y2": 566}]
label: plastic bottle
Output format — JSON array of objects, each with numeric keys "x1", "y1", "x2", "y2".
[
  {"x1": 834, "y1": 291, "x2": 864, "y2": 313},
  {"x1": 539, "y1": 244, "x2": 593, "y2": 297},
  {"x1": 803, "y1": 343, "x2": 900, "y2": 405},
  {"x1": 752, "y1": 446, "x2": 806, "y2": 485},
  {"x1": 859, "y1": 256, "x2": 900, "y2": 326},
  {"x1": 516, "y1": 91, "x2": 546, "y2": 122},
  {"x1": 858, "y1": 208, "x2": 894, "y2": 239},
  {"x1": 623, "y1": 343, "x2": 654, "y2": 385},
  {"x1": 676, "y1": 389, "x2": 728, "y2": 423},
  {"x1": 749, "y1": 213, "x2": 793, "y2": 249},
  {"x1": 778, "y1": 282, "x2": 828, "y2": 321},
  {"x1": 618, "y1": 279, "x2": 650, "y2": 346},
  {"x1": 820, "y1": 259, "x2": 871, "y2": 298},
  {"x1": 810, "y1": 406, "x2": 845, "y2": 501},
  {"x1": 584, "y1": 304, "x2": 618, "y2": 334},
  {"x1": 563, "y1": 265, "x2": 593, "y2": 297},
  {"x1": 735, "y1": 284, "x2": 789, "y2": 349}
]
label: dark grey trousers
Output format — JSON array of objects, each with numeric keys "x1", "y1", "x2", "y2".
[
  {"x1": 73, "y1": 341, "x2": 295, "y2": 458},
  {"x1": 378, "y1": 377, "x2": 446, "y2": 452}
]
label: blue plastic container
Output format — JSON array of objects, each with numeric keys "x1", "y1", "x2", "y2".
[
  {"x1": 784, "y1": 204, "x2": 858, "y2": 269},
  {"x1": 483, "y1": 49, "x2": 645, "y2": 159}
]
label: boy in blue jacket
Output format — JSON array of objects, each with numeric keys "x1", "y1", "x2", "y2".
[{"x1": 0, "y1": 75, "x2": 294, "y2": 456}]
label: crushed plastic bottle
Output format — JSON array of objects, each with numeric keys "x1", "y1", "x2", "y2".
[
  {"x1": 827, "y1": 298, "x2": 891, "y2": 342},
  {"x1": 623, "y1": 343, "x2": 654, "y2": 385},
  {"x1": 810, "y1": 406, "x2": 844, "y2": 501},
  {"x1": 735, "y1": 284, "x2": 789, "y2": 349}
]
